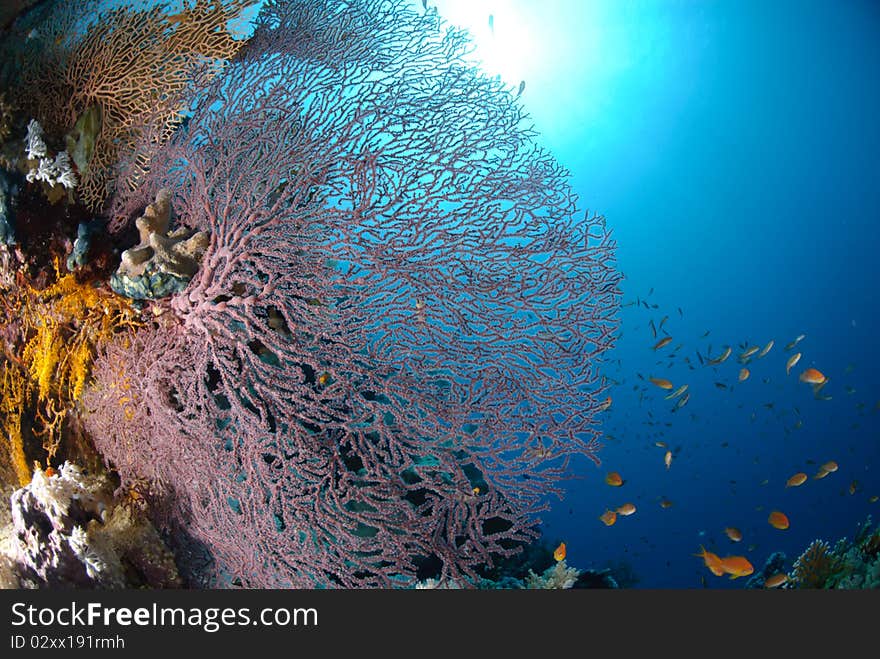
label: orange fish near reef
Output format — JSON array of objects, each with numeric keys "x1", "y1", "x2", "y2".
[
  {"x1": 764, "y1": 573, "x2": 788, "y2": 588},
  {"x1": 664, "y1": 450, "x2": 673, "y2": 470},
  {"x1": 786, "y1": 472, "x2": 808, "y2": 488},
  {"x1": 44, "y1": 466, "x2": 57, "y2": 478},
  {"x1": 720, "y1": 555, "x2": 754, "y2": 579},
  {"x1": 724, "y1": 527, "x2": 743, "y2": 542},
  {"x1": 616, "y1": 503, "x2": 636, "y2": 516},
  {"x1": 599, "y1": 510, "x2": 618, "y2": 526},
  {"x1": 799, "y1": 368, "x2": 827, "y2": 385},
  {"x1": 553, "y1": 542, "x2": 566, "y2": 562},
  {"x1": 649, "y1": 377, "x2": 674, "y2": 390},
  {"x1": 821, "y1": 460, "x2": 838, "y2": 473},
  {"x1": 598, "y1": 396, "x2": 613, "y2": 412},
  {"x1": 694, "y1": 546, "x2": 725, "y2": 576},
  {"x1": 738, "y1": 368, "x2": 750, "y2": 382},
  {"x1": 605, "y1": 472, "x2": 624, "y2": 487},
  {"x1": 659, "y1": 498, "x2": 673, "y2": 509},
  {"x1": 768, "y1": 511, "x2": 790, "y2": 530},
  {"x1": 653, "y1": 336, "x2": 673, "y2": 351}
]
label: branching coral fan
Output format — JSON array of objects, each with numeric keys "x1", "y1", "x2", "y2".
[
  {"x1": 79, "y1": 0, "x2": 622, "y2": 588},
  {"x1": 3, "y1": 0, "x2": 621, "y2": 588},
  {"x1": 4, "y1": 0, "x2": 257, "y2": 210}
]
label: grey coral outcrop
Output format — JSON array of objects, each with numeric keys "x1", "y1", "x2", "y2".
[{"x1": 110, "y1": 188, "x2": 210, "y2": 300}]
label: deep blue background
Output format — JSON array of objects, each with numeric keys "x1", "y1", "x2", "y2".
[{"x1": 430, "y1": 0, "x2": 880, "y2": 587}]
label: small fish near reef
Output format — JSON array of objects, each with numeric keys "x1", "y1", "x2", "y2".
[
  {"x1": 664, "y1": 450, "x2": 673, "y2": 470},
  {"x1": 799, "y1": 368, "x2": 827, "y2": 385},
  {"x1": 786, "y1": 472, "x2": 807, "y2": 488},
  {"x1": 768, "y1": 511, "x2": 790, "y2": 530},
  {"x1": 616, "y1": 503, "x2": 636, "y2": 516},
  {"x1": 694, "y1": 546, "x2": 725, "y2": 576},
  {"x1": 719, "y1": 555, "x2": 754, "y2": 579},
  {"x1": 605, "y1": 471, "x2": 625, "y2": 487},
  {"x1": 764, "y1": 573, "x2": 788, "y2": 589},
  {"x1": 653, "y1": 336, "x2": 673, "y2": 351},
  {"x1": 599, "y1": 509, "x2": 618, "y2": 526},
  {"x1": 786, "y1": 352, "x2": 802, "y2": 376},
  {"x1": 664, "y1": 384, "x2": 688, "y2": 400},
  {"x1": 707, "y1": 346, "x2": 732, "y2": 365},
  {"x1": 649, "y1": 376, "x2": 674, "y2": 390},
  {"x1": 724, "y1": 527, "x2": 743, "y2": 542},
  {"x1": 553, "y1": 542, "x2": 566, "y2": 562}
]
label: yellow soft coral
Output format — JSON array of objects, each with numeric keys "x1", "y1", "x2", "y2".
[
  {"x1": 0, "y1": 364, "x2": 30, "y2": 486},
  {"x1": 6, "y1": 260, "x2": 141, "y2": 463}
]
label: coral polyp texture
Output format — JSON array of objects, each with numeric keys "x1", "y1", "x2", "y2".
[{"x1": 2, "y1": 0, "x2": 621, "y2": 588}]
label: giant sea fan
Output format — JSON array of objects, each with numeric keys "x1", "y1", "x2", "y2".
[{"x1": 81, "y1": 0, "x2": 621, "y2": 587}]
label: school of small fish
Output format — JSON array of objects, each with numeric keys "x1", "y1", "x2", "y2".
[{"x1": 578, "y1": 286, "x2": 877, "y2": 587}]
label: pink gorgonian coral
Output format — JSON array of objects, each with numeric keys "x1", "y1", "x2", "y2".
[{"x1": 81, "y1": 0, "x2": 621, "y2": 587}]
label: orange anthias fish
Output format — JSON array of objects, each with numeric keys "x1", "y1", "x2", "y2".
[
  {"x1": 605, "y1": 472, "x2": 624, "y2": 487},
  {"x1": 786, "y1": 352, "x2": 802, "y2": 376},
  {"x1": 694, "y1": 546, "x2": 725, "y2": 576},
  {"x1": 768, "y1": 511, "x2": 790, "y2": 530},
  {"x1": 599, "y1": 510, "x2": 617, "y2": 526},
  {"x1": 653, "y1": 336, "x2": 673, "y2": 351},
  {"x1": 616, "y1": 503, "x2": 636, "y2": 516},
  {"x1": 821, "y1": 460, "x2": 839, "y2": 473},
  {"x1": 764, "y1": 573, "x2": 788, "y2": 588},
  {"x1": 659, "y1": 498, "x2": 674, "y2": 509},
  {"x1": 664, "y1": 450, "x2": 673, "y2": 470},
  {"x1": 738, "y1": 368, "x2": 750, "y2": 382},
  {"x1": 553, "y1": 542, "x2": 566, "y2": 562},
  {"x1": 799, "y1": 368, "x2": 827, "y2": 385},
  {"x1": 786, "y1": 472, "x2": 808, "y2": 488},
  {"x1": 724, "y1": 527, "x2": 743, "y2": 542},
  {"x1": 649, "y1": 376, "x2": 674, "y2": 390},
  {"x1": 598, "y1": 396, "x2": 613, "y2": 412},
  {"x1": 719, "y1": 555, "x2": 754, "y2": 579}
]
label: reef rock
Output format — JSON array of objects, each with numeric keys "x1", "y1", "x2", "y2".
[
  {"x1": 110, "y1": 188, "x2": 209, "y2": 299},
  {"x1": 0, "y1": 463, "x2": 180, "y2": 589}
]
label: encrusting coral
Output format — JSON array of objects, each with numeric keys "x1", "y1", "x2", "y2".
[
  {"x1": 0, "y1": 462, "x2": 180, "y2": 588},
  {"x1": 524, "y1": 560, "x2": 582, "y2": 589},
  {"x1": 109, "y1": 188, "x2": 210, "y2": 299},
  {"x1": 785, "y1": 517, "x2": 880, "y2": 589}
]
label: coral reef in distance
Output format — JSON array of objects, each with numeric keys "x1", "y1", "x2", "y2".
[{"x1": 0, "y1": 0, "x2": 621, "y2": 588}]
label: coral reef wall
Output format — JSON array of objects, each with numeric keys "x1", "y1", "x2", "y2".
[{"x1": 1, "y1": 0, "x2": 621, "y2": 588}]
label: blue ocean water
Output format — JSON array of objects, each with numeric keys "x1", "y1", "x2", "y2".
[{"x1": 431, "y1": 0, "x2": 880, "y2": 587}]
